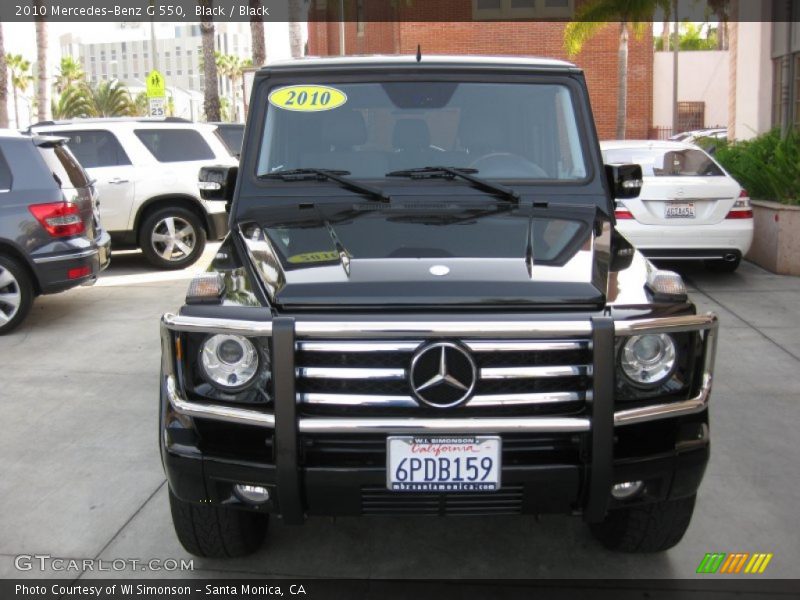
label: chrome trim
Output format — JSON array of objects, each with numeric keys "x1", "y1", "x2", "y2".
[
  {"x1": 300, "y1": 393, "x2": 418, "y2": 407},
  {"x1": 297, "y1": 416, "x2": 591, "y2": 434},
  {"x1": 465, "y1": 340, "x2": 589, "y2": 352},
  {"x1": 297, "y1": 341, "x2": 422, "y2": 352},
  {"x1": 480, "y1": 365, "x2": 590, "y2": 380},
  {"x1": 614, "y1": 375, "x2": 711, "y2": 426},
  {"x1": 166, "y1": 375, "x2": 275, "y2": 427},
  {"x1": 32, "y1": 248, "x2": 98, "y2": 264},
  {"x1": 468, "y1": 391, "x2": 583, "y2": 406},
  {"x1": 162, "y1": 313, "x2": 273, "y2": 336},
  {"x1": 297, "y1": 367, "x2": 406, "y2": 380},
  {"x1": 294, "y1": 320, "x2": 593, "y2": 339},
  {"x1": 615, "y1": 314, "x2": 718, "y2": 336}
]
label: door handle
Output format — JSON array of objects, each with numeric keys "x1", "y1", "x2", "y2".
[{"x1": 108, "y1": 178, "x2": 129, "y2": 185}]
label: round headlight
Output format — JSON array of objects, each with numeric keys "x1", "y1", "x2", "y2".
[
  {"x1": 620, "y1": 334, "x2": 676, "y2": 387},
  {"x1": 199, "y1": 334, "x2": 259, "y2": 390}
]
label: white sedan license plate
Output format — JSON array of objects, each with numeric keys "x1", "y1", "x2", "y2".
[
  {"x1": 665, "y1": 202, "x2": 696, "y2": 219},
  {"x1": 386, "y1": 436, "x2": 501, "y2": 492}
]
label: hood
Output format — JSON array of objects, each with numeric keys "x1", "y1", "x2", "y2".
[{"x1": 237, "y1": 200, "x2": 612, "y2": 309}]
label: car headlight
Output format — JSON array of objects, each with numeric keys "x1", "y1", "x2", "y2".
[
  {"x1": 620, "y1": 334, "x2": 676, "y2": 387},
  {"x1": 199, "y1": 334, "x2": 259, "y2": 390}
]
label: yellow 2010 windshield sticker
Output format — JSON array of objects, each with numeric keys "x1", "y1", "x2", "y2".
[
  {"x1": 287, "y1": 251, "x2": 340, "y2": 264},
  {"x1": 269, "y1": 85, "x2": 347, "y2": 112}
]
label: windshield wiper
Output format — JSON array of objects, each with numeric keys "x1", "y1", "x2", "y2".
[
  {"x1": 259, "y1": 168, "x2": 390, "y2": 203},
  {"x1": 386, "y1": 166, "x2": 520, "y2": 204}
]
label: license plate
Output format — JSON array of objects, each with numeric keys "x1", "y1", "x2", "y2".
[
  {"x1": 665, "y1": 202, "x2": 696, "y2": 218},
  {"x1": 386, "y1": 436, "x2": 501, "y2": 492}
]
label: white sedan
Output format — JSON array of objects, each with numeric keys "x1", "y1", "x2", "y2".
[{"x1": 601, "y1": 140, "x2": 753, "y2": 272}]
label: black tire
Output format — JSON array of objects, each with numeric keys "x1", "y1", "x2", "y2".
[
  {"x1": 139, "y1": 206, "x2": 206, "y2": 270},
  {"x1": 704, "y1": 256, "x2": 741, "y2": 273},
  {"x1": 0, "y1": 255, "x2": 34, "y2": 335},
  {"x1": 168, "y1": 489, "x2": 268, "y2": 558},
  {"x1": 589, "y1": 495, "x2": 696, "y2": 553}
]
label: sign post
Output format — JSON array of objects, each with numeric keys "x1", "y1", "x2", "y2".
[{"x1": 146, "y1": 69, "x2": 167, "y2": 118}]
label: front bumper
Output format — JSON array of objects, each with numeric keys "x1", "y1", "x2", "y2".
[
  {"x1": 32, "y1": 229, "x2": 111, "y2": 294},
  {"x1": 159, "y1": 313, "x2": 717, "y2": 523}
]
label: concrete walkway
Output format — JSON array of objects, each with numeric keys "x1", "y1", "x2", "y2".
[{"x1": 1, "y1": 249, "x2": 798, "y2": 579}]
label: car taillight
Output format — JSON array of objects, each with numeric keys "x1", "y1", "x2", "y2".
[
  {"x1": 29, "y1": 202, "x2": 85, "y2": 237},
  {"x1": 726, "y1": 189, "x2": 753, "y2": 219},
  {"x1": 615, "y1": 202, "x2": 634, "y2": 220}
]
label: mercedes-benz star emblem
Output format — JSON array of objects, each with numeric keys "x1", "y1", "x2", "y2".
[{"x1": 409, "y1": 342, "x2": 477, "y2": 408}]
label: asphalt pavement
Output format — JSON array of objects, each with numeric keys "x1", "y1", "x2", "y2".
[{"x1": 1, "y1": 246, "x2": 799, "y2": 580}]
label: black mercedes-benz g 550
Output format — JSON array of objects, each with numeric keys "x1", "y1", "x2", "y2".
[{"x1": 160, "y1": 56, "x2": 717, "y2": 557}]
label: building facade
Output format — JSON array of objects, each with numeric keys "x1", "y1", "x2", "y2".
[{"x1": 307, "y1": 2, "x2": 654, "y2": 140}]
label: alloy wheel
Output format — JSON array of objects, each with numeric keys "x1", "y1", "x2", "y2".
[
  {"x1": 0, "y1": 265, "x2": 22, "y2": 325},
  {"x1": 151, "y1": 216, "x2": 197, "y2": 262}
]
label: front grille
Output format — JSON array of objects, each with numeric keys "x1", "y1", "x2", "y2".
[
  {"x1": 295, "y1": 339, "x2": 593, "y2": 416},
  {"x1": 361, "y1": 484, "x2": 525, "y2": 515},
  {"x1": 300, "y1": 433, "x2": 583, "y2": 468}
]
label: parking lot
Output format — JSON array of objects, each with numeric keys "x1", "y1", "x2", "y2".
[{"x1": 1, "y1": 247, "x2": 799, "y2": 580}]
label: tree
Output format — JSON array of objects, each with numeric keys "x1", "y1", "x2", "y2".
[
  {"x1": 564, "y1": 0, "x2": 668, "y2": 139},
  {"x1": 54, "y1": 56, "x2": 85, "y2": 94},
  {"x1": 288, "y1": 0, "x2": 305, "y2": 58},
  {"x1": 199, "y1": 0, "x2": 221, "y2": 121},
  {"x1": 0, "y1": 24, "x2": 9, "y2": 128},
  {"x1": 51, "y1": 85, "x2": 93, "y2": 119},
  {"x1": 215, "y1": 52, "x2": 252, "y2": 122},
  {"x1": 34, "y1": 0, "x2": 48, "y2": 122},
  {"x1": 7, "y1": 54, "x2": 33, "y2": 128},
  {"x1": 249, "y1": 0, "x2": 267, "y2": 65},
  {"x1": 90, "y1": 80, "x2": 135, "y2": 117}
]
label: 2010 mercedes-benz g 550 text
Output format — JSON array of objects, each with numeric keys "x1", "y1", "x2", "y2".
[{"x1": 159, "y1": 56, "x2": 718, "y2": 557}]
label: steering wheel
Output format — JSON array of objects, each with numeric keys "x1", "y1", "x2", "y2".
[{"x1": 468, "y1": 152, "x2": 549, "y2": 178}]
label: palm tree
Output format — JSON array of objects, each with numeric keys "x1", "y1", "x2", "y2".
[
  {"x1": 51, "y1": 84, "x2": 93, "y2": 119},
  {"x1": 54, "y1": 57, "x2": 85, "y2": 94},
  {"x1": 7, "y1": 54, "x2": 33, "y2": 128},
  {"x1": 199, "y1": 0, "x2": 221, "y2": 121},
  {"x1": 249, "y1": 0, "x2": 267, "y2": 65},
  {"x1": 34, "y1": 0, "x2": 48, "y2": 122},
  {"x1": 564, "y1": 0, "x2": 668, "y2": 139},
  {"x1": 90, "y1": 80, "x2": 135, "y2": 117},
  {"x1": 216, "y1": 53, "x2": 252, "y2": 122},
  {"x1": 0, "y1": 24, "x2": 9, "y2": 128}
]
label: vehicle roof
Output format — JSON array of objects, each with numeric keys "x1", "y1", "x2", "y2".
[
  {"x1": 261, "y1": 54, "x2": 579, "y2": 73},
  {"x1": 29, "y1": 117, "x2": 215, "y2": 130},
  {"x1": 599, "y1": 140, "x2": 702, "y2": 152}
]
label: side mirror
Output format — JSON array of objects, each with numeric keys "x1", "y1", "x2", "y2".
[
  {"x1": 198, "y1": 165, "x2": 238, "y2": 202},
  {"x1": 605, "y1": 164, "x2": 643, "y2": 199}
]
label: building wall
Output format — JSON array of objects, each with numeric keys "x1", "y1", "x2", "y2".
[
  {"x1": 653, "y1": 51, "x2": 729, "y2": 129},
  {"x1": 308, "y1": 11, "x2": 653, "y2": 140}
]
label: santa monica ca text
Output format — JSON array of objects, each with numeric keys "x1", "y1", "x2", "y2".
[{"x1": 16, "y1": 584, "x2": 307, "y2": 596}]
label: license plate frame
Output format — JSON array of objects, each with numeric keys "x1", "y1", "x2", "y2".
[
  {"x1": 386, "y1": 435, "x2": 501, "y2": 492},
  {"x1": 664, "y1": 201, "x2": 696, "y2": 219}
]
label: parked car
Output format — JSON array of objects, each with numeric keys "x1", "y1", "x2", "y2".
[
  {"x1": 159, "y1": 56, "x2": 719, "y2": 557},
  {"x1": 29, "y1": 118, "x2": 237, "y2": 269},
  {"x1": 0, "y1": 131, "x2": 110, "y2": 334},
  {"x1": 601, "y1": 140, "x2": 753, "y2": 272},
  {"x1": 670, "y1": 128, "x2": 727, "y2": 147},
  {"x1": 212, "y1": 123, "x2": 245, "y2": 159}
]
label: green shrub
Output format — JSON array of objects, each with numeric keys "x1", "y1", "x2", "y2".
[{"x1": 712, "y1": 129, "x2": 800, "y2": 205}]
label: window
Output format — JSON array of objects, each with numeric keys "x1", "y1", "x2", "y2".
[
  {"x1": 0, "y1": 150, "x2": 12, "y2": 190},
  {"x1": 37, "y1": 143, "x2": 90, "y2": 189},
  {"x1": 473, "y1": 0, "x2": 573, "y2": 19},
  {"x1": 677, "y1": 101, "x2": 705, "y2": 132},
  {"x1": 794, "y1": 54, "x2": 800, "y2": 131},
  {"x1": 772, "y1": 58, "x2": 786, "y2": 128},
  {"x1": 602, "y1": 147, "x2": 724, "y2": 177},
  {"x1": 257, "y1": 82, "x2": 587, "y2": 180},
  {"x1": 134, "y1": 129, "x2": 215, "y2": 162},
  {"x1": 49, "y1": 130, "x2": 132, "y2": 169}
]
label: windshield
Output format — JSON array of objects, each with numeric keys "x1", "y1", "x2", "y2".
[
  {"x1": 603, "y1": 147, "x2": 724, "y2": 177},
  {"x1": 257, "y1": 82, "x2": 587, "y2": 181}
]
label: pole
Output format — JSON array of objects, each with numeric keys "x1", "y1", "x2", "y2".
[
  {"x1": 150, "y1": 2, "x2": 158, "y2": 72},
  {"x1": 671, "y1": 0, "x2": 679, "y2": 135},
  {"x1": 339, "y1": 0, "x2": 346, "y2": 56}
]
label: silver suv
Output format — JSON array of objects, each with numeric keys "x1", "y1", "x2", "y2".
[{"x1": 30, "y1": 118, "x2": 237, "y2": 269}]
